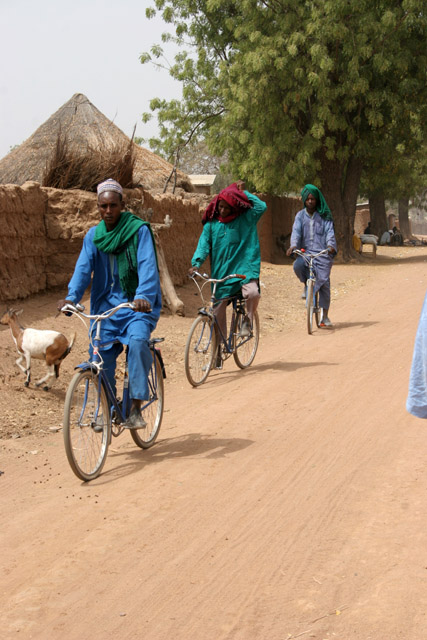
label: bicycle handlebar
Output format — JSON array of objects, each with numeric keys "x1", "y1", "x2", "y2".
[
  {"x1": 292, "y1": 248, "x2": 330, "y2": 260},
  {"x1": 189, "y1": 271, "x2": 246, "y2": 283},
  {"x1": 60, "y1": 301, "x2": 136, "y2": 322}
]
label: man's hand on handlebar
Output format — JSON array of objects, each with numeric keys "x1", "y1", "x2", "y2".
[
  {"x1": 57, "y1": 299, "x2": 75, "y2": 316},
  {"x1": 132, "y1": 298, "x2": 152, "y2": 313},
  {"x1": 286, "y1": 246, "x2": 296, "y2": 257}
]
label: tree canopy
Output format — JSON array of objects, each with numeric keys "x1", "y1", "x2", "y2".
[{"x1": 142, "y1": 0, "x2": 427, "y2": 256}]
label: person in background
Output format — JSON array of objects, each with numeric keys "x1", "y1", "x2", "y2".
[
  {"x1": 57, "y1": 178, "x2": 161, "y2": 429},
  {"x1": 352, "y1": 229, "x2": 363, "y2": 254},
  {"x1": 391, "y1": 226, "x2": 404, "y2": 246},
  {"x1": 380, "y1": 229, "x2": 393, "y2": 245},
  {"x1": 287, "y1": 184, "x2": 337, "y2": 327}
]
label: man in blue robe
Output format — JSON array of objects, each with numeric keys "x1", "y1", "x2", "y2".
[
  {"x1": 58, "y1": 179, "x2": 161, "y2": 428},
  {"x1": 287, "y1": 184, "x2": 337, "y2": 327},
  {"x1": 407, "y1": 292, "x2": 427, "y2": 418}
]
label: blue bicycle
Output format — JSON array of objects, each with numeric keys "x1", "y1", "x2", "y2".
[{"x1": 61, "y1": 302, "x2": 165, "y2": 481}]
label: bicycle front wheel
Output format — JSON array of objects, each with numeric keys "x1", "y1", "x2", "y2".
[
  {"x1": 233, "y1": 311, "x2": 260, "y2": 369},
  {"x1": 306, "y1": 279, "x2": 315, "y2": 335},
  {"x1": 184, "y1": 315, "x2": 217, "y2": 386},
  {"x1": 314, "y1": 290, "x2": 321, "y2": 328},
  {"x1": 63, "y1": 370, "x2": 111, "y2": 481},
  {"x1": 131, "y1": 352, "x2": 164, "y2": 449}
]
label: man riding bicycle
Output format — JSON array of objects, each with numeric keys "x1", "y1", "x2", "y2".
[
  {"x1": 287, "y1": 184, "x2": 337, "y2": 327},
  {"x1": 57, "y1": 178, "x2": 161, "y2": 429},
  {"x1": 188, "y1": 180, "x2": 267, "y2": 366}
]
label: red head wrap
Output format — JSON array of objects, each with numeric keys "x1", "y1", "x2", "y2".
[{"x1": 202, "y1": 183, "x2": 251, "y2": 225}]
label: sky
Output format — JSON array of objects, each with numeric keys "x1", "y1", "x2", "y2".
[{"x1": 0, "y1": 0, "x2": 182, "y2": 159}]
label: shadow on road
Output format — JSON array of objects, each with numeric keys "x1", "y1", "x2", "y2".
[
  {"x1": 331, "y1": 320, "x2": 379, "y2": 330},
  {"x1": 93, "y1": 433, "x2": 254, "y2": 483}
]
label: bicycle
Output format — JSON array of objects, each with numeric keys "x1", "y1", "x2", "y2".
[
  {"x1": 184, "y1": 272, "x2": 260, "y2": 386},
  {"x1": 60, "y1": 302, "x2": 165, "y2": 481},
  {"x1": 292, "y1": 248, "x2": 330, "y2": 335}
]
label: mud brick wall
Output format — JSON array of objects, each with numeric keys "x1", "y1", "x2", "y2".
[{"x1": 0, "y1": 182, "x2": 48, "y2": 300}]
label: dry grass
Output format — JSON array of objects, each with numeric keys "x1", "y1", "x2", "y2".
[
  {"x1": 42, "y1": 131, "x2": 136, "y2": 191},
  {"x1": 0, "y1": 93, "x2": 191, "y2": 191}
]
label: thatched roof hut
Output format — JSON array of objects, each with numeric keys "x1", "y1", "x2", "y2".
[{"x1": 0, "y1": 93, "x2": 191, "y2": 191}]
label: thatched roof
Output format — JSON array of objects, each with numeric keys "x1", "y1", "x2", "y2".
[{"x1": 0, "y1": 93, "x2": 191, "y2": 191}]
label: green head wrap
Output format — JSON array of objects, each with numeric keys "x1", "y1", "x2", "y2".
[
  {"x1": 93, "y1": 210, "x2": 157, "y2": 298},
  {"x1": 301, "y1": 184, "x2": 333, "y2": 221}
]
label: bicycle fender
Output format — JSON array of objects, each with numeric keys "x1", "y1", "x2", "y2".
[
  {"x1": 154, "y1": 349, "x2": 167, "y2": 380},
  {"x1": 74, "y1": 362, "x2": 99, "y2": 374},
  {"x1": 197, "y1": 308, "x2": 212, "y2": 318}
]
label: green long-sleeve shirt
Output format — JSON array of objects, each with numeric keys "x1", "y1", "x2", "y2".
[{"x1": 191, "y1": 191, "x2": 267, "y2": 299}]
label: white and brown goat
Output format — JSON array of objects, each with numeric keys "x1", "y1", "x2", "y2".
[{"x1": 0, "y1": 309, "x2": 76, "y2": 390}]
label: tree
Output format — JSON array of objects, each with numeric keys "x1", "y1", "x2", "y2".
[
  {"x1": 360, "y1": 130, "x2": 427, "y2": 239},
  {"x1": 142, "y1": 0, "x2": 427, "y2": 257}
]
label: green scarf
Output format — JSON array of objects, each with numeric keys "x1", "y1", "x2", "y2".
[
  {"x1": 301, "y1": 184, "x2": 333, "y2": 221},
  {"x1": 93, "y1": 210, "x2": 157, "y2": 298}
]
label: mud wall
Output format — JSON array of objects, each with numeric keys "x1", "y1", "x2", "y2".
[
  {"x1": 0, "y1": 182, "x2": 296, "y2": 302},
  {"x1": 0, "y1": 182, "x2": 48, "y2": 300}
]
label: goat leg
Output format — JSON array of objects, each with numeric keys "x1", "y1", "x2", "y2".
[
  {"x1": 35, "y1": 365, "x2": 56, "y2": 391},
  {"x1": 16, "y1": 354, "x2": 31, "y2": 386}
]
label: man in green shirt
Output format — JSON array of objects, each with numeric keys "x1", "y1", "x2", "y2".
[{"x1": 189, "y1": 180, "x2": 267, "y2": 366}]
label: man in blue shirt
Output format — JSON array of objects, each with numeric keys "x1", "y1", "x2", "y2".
[
  {"x1": 287, "y1": 184, "x2": 337, "y2": 327},
  {"x1": 58, "y1": 179, "x2": 161, "y2": 429}
]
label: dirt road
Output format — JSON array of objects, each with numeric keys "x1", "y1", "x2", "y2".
[{"x1": 2, "y1": 248, "x2": 427, "y2": 639}]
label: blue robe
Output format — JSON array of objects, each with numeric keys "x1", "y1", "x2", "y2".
[
  {"x1": 407, "y1": 292, "x2": 427, "y2": 418},
  {"x1": 66, "y1": 225, "x2": 161, "y2": 400},
  {"x1": 291, "y1": 209, "x2": 337, "y2": 309},
  {"x1": 290, "y1": 209, "x2": 337, "y2": 288}
]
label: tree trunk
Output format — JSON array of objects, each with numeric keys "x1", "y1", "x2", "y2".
[
  {"x1": 156, "y1": 238, "x2": 185, "y2": 316},
  {"x1": 368, "y1": 192, "x2": 387, "y2": 238},
  {"x1": 317, "y1": 151, "x2": 362, "y2": 260},
  {"x1": 398, "y1": 197, "x2": 411, "y2": 239}
]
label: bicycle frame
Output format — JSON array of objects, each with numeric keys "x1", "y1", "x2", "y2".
[
  {"x1": 293, "y1": 248, "x2": 329, "y2": 334},
  {"x1": 62, "y1": 302, "x2": 163, "y2": 427},
  {"x1": 61, "y1": 301, "x2": 165, "y2": 480},
  {"x1": 191, "y1": 271, "x2": 248, "y2": 355}
]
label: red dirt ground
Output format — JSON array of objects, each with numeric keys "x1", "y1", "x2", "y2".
[{"x1": 1, "y1": 245, "x2": 427, "y2": 639}]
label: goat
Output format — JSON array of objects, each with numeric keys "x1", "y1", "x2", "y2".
[{"x1": 0, "y1": 308, "x2": 76, "y2": 390}]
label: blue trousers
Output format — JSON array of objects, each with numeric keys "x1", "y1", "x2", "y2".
[
  {"x1": 293, "y1": 256, "x2": 331, "y2": 310},
  {"x1": 92, "y1": 332, "x2": 152, "y2": 401}
]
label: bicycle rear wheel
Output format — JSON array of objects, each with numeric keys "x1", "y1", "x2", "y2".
[
  {"x1": 131, "y1": 351, "x2": 164, "y2": 449},
  {"x1": 184, "y1": 315, "x2": 217, "y2": 386},
  {"x1": 233, "y1": 311, "x2": 260, "y2": 369},
  {"x1": 306, "y1": 279, "x2": 315, "y2": 335},
  {"x1": 63, "y1": 370, "x2": 111, "y2": 481}
]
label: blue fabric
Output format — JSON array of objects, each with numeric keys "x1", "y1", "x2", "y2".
[
  {"x1": 290, "y1": 209, "x2": 337, "y2": 297},
  {"x1": 293, "y1": 256, "x2": 331, "y2": 309},
  {"x1": 191, "y1": 191, "x2": 267, "y2": 299},
  {"x1": 67, "y1": 224, "x2": 161, "y2": 401},
  {"x1": 407, "y1": 292, "x2": 427, "y2": 418}
]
